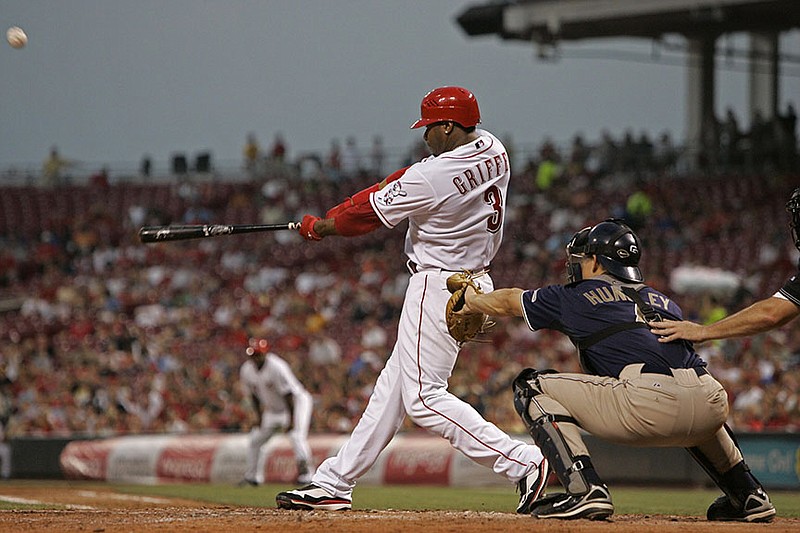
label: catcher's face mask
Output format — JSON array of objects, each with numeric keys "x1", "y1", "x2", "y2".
[{"x1": 565, "y1": 227, "x2": 591, "y2": 284}]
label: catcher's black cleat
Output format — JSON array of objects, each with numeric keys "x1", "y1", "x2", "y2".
[
  {"x1": 516, "y1": 458, "x2": 550, "y2": 514},
  {"x1": 530, "y1": 484, "x2": 614, "y2": 520},
  {"x1": 276, "y1": 484, "x2": 352, "y2": 511},
  {"x1": 706, "y1": 490, "x2": 775, "y2": 522}
]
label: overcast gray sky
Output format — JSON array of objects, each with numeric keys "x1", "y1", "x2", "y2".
[{"x1": 2, "y1": 0, "x2": 799, "y2": 174}]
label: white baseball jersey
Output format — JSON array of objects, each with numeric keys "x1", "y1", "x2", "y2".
[
  {"x1": 313, "y1": 129, "x2": 543, "y2": 499},
  {"x1": 371, "y1": 129, "x2": 509, "y2": 271},
  {"x1": 240, "y1": 353, "x2": 307, "y2": 416}
]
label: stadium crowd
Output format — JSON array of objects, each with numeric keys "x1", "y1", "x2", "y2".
[{"x1": 0, "y1": 133, "x2": 798, "y2": 441}]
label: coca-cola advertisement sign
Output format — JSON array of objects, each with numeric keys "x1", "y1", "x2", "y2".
[
  {"x1": 264, "y1": 438, "x2": 340, "y2": 483},
  {"x1": 60, "y1": 440, "x2": 116, "y2": 480},
  {"x1": 384, "y1": 441, "x2": 452, "y2": 484},
  {"x1": 156, "y1": 437, "x2": 221, "y2": 482},
  {"x1": 265, "y1": 448, "x2": 298, "y2": 483}
]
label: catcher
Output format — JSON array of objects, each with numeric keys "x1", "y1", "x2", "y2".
[{"x1": 452, "y1": 219, "x2": 775, "y2": 522}]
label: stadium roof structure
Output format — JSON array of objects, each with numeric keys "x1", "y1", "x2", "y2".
[
  {"x1": 456, "y1": 0, "x2": 800, "y2": 44},
  {"x1": 455, "y1": 0, "x2": 800, "y2": 168}
]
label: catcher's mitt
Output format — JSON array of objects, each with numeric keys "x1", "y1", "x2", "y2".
[{"x1": 445, "y1": 270, "x2": 491, "y2": 344}]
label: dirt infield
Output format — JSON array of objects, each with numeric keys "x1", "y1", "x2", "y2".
[{"x1": 0, "y1": 484, "x2": 797, "y2": 532}]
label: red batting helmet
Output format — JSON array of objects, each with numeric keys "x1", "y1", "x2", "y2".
[
  {"x1": 410, "y1": 86, "x2": 481, "y2": 129},
  {"x1": 246, "y1": 338, "x2": 270, "y2": 356}
]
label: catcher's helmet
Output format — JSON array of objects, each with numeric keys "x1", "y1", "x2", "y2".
[
  {"x1": 246, "y1": 338, "x2": 270, "y2": 357},
  {"x1": 566, "y1": 219, "x2": 643, "y2": 283},
  {"x1": 787, "y1": 187, "x2": 800, "y2": 253},
  {"x1": 410, "y1": 86, "x2": 480, "y2": 129}
]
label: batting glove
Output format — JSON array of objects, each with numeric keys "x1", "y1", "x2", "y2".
[{"x1": 299, "y1": 214, "x2": 323, "y2": 241}]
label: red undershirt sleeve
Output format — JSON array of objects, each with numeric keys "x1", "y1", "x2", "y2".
[
  {"x1": 333, "y1": 201, "x2": 381, "y2": 236},
  {"x1": 326, "y1": 166, "x2": 409, "y2": 237}
]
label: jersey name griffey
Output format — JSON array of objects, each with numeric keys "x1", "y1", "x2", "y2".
[
  {"x1": 521, "y1": 276, "x2": 706, "y2": 379},
  {"x1": 369, "y1": 130, "x2": 509, "y2": 271}
]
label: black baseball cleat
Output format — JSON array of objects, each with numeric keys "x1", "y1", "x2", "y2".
[
  {"x1": 706, "y1": 490, "x2": 776, "y2": 522},
  {"x1": 516, "y1": 458, "x2": 550, "y2": 514},
  {"x1": 236, "y1": 478, "x2": 259, "y2": 487},
  {"x1": 530, "y1": 484, "x2": 614, "y2": 520},
  {"x1": 276, "y1": 484, "x2": 352, "y2": 511}
]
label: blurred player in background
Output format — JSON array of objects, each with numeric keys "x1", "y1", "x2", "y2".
[
  {"x1": 238, "y1": 338, "x2": 313, "y2": 486},
  {"x1": 459, "y1": 219, "x2": 775, "y2": 522},
  {"x1": 651, "y1": 186, "x2": 800, "y2": 342},
  {"x1": 276, "y1": 86, "x2": 547, "y2": 512}
]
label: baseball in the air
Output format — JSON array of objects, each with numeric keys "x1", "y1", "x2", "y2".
[{"x1": 6, "y1": 26, "x2": 28, "y2": 49}]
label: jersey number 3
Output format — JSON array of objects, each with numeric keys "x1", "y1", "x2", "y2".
[{"x1": 484, "y1": 185, "x2": 503, "y2": 233}]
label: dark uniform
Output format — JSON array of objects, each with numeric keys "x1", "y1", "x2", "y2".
[
  {"x1": 522, "y1": 276, "x2": 706, "y2": 378},
  {"x1": 512, "y1": 219, "x2": 774, "y2": 522}
]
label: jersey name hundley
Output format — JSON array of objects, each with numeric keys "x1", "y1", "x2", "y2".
[{"x1": 580, "y1": 285, "x2": 671, "y2": 310}]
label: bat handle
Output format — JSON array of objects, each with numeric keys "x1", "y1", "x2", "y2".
[{"x1": 288, "y1": 222, "x2": 300, "y2": 230}]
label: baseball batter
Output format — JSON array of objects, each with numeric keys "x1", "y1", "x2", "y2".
[
  {"x1": 239, "y1": 338, "x2": 313, "y2": 486},
  {"x1": 459, "y1": 219, "x2": 775, "y2": 522},
  {"x1": 276, "y1": 86, "x2": 547, "y2": 512}
]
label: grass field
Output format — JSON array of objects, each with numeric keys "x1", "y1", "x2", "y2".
[{"x1": 112, "y1": 482, "x2": 800, "y2": 517}]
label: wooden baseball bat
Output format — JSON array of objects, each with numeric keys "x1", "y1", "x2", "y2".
[{"x1": 138, "y1": 222, "x2": 300, "y2": 243}]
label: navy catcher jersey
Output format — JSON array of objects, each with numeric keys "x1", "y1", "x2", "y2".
[{"x1": 521, "y1": 274, "x2": 706, "y2": 378}]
